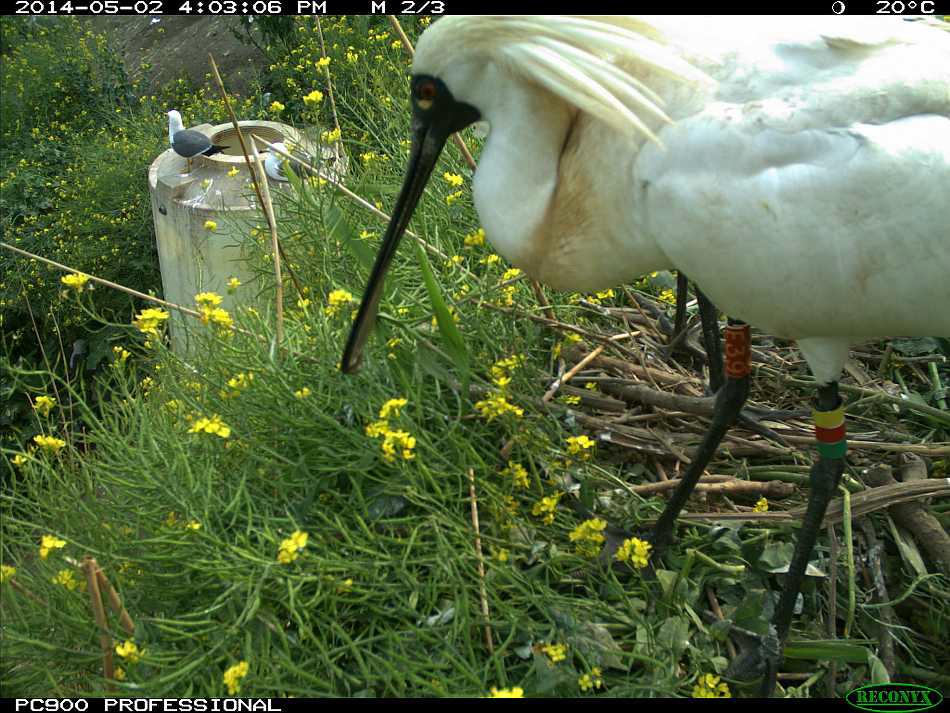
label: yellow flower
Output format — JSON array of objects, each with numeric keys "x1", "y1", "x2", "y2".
[
  {"x1": 616, "y1": 537, "x2": 652, "y2": 569},
  {"x1": 195, "y1": 291, "x2": 223, "y2": 307},
  {"x1": 658, "y1": 288, "x2": 676, "y2": 305},
  {"x1": 380, "y1": 429, "x2": 416, "y2": 463},
  {"x1": 223, "y1": 661, "x2": 249, "y2": 695},
  {"x1": 39, "y1": 534, "x2": 66, "y2": 559},
  {"x1": 199, "y1": 306, "x2": 233, "y2": 329},
  {"x1": 227, "y1": 276, "x2": 241, "y2": 290},
  {"x1": 566, "y1": 434, "x2": 596, "y2": 460},
  {"x1": 12, "y1": 454, "x2": 28, "y2": 468},
  {"x1": 132, "y1": 307, "x2": 169, "y2": 337},
  {"x1": 336, "y1": 578, "x2": 354, "y2": 594},
  {"x1": 692, "y1": 673, "x2": 731, "y2": 698},
  {"x1": 114, "y1": 667, "x2": 126, "y2": 681},
  {"x1": 324, "y1": 289, "x2": 353, "y2": 316},
  {"x1": 753, "y1": 497, "x2": 769, "y2": 513},
  {"x1": 346, "y1": 51, "x2": 358, "y2": 63},
  {"x1": 443, "y1": 172, "x2": 464, "y2": 187},
  {"x1": 33, "y1": 434, "x2": 66, "y2": 452},
  {"x1": 115, "y1": 640, "x2": 144, "y2": 664},
  {"x1": 293, "y1": 387, "x2": 311, "y2": 400},
  {"x1": 569, "y1": 518, "x2": 607, "y2": 558},
  {"x1": 379, "y1": 397, "x2": 408, "y2": 419},
  {"x1": 493, "y1": 548, "x2": 509, "y2": 562},
  {"x1": 542, "y1": 642, "x2": 568, "y2": 663},
  {"x1": 1, "y1": 564, "x2": 16, "y2": 583},
  {"x1": 60, "y1": 273, "x2": 89, "y2": 291},
  {"x1": 445, "y1": 190, "x2": 463, "y2": 206},
  {"x1": 227, "y1": 167, "x2": 239, "y2": 178},
  {"x1": 204, "y1": 220, "x2": 217, "y2": 231},
  {"x1": 278, "y1": 530, "x2": 309, "y2": 564},
  {"x1": 316, "y1": 56, "x2": 331, "y2": 67},
  {"x1": 303, "y1": 89, "x2": 324, "y2": 105},
  {"x1": 112, "y1": 346, "x2": 131, "y2": 364},
  {"x1": 474, "y1": 394, "x2": 524, "y2": 421},
  {"x1": 501, "y1": 461, "x2": 529, "y2": 489},
  {"x1": 464, "y1": 228, "x2": 486, "y2": 247},
  {"x1": 33, "y1": 395, "x2": 56, "y2": 417},
  {"x1": 270, "y1": 101, "x2": 285, "y2": 113},
  {"x1": 186, "y1": 520, "x2": 201, "y2": 531},
  {"x1": 52, "y1": 569, "x2": 79, "y2": 590},
  {"x1": 531, "y1": 493, "x2": 562, "y2": 525},
  {"x1": 488, "y1": 687, "x2": 524, "y2": 698},
  {"x1": 188, "y1": 414, "x2": 231, "y2": 439},
  {"x1": 501, "y1": 268, "x2": 522, "y2": 281},
  {"x1": 578, "y1": 667, "x2": 603, "y2": 693},
  {"x1": 321, "y1": 127, "x2": 341, "y2": 143}
]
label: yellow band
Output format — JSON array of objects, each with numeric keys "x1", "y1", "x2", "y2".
[{"x1": 813, "y1": 407, "x2": 845, "y2": 429}]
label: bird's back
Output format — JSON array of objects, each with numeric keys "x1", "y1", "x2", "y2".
[{"x1": 631, "y1": 17, "x2": 950, "y2": 340}]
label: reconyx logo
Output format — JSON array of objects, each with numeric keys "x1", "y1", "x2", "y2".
[{"x1": 846, "y1": 683, "x2": 943, "y2": 713}]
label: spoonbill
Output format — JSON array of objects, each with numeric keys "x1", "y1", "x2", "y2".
[
  {"x1": 167, "y1": 109, "x2": 229, "y2": 172},
  {"x1": 341, "y1": 16, "x2": 950, "y2": 695}
]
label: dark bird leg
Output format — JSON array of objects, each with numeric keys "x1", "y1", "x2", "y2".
[
  {"x1": 672, "y1": 271, "x2": 690, "y2": 344},
  {"x1": 697, "y1": 287, "x2": 724, "y2": 395},
  {"x1": 651, "y1": 319, "x2": 751, "y2": 557},
  {"x1": 757, "y1": 381, "x2": 846, "y2": 696}
]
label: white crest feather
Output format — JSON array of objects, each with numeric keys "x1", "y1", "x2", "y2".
[{"x1": 414, "y1": 16, "x2": 712, "y2": 142}]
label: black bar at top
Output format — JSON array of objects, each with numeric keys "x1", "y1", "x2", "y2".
[{"x1": 5, "y1": 0, "x2": 950, "y2": 15}]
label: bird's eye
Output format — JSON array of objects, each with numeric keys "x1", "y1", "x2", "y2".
[{"x1": 416, "y1": 81, "x2": 437, "y2": 109}]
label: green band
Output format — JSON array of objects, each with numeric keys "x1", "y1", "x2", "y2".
[{"x1": 817, "y1": 439, "x2": 847, "y2": 459}]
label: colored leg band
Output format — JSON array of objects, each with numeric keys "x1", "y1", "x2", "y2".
[
  {"x1": 724, "y1": 323, "x2": 751, "y2": 379},
  {"x1": 814, "y1": 407, "x2": 847, "y2": 459}
]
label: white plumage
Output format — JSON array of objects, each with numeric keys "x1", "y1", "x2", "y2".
[{"x1": 342, "y1": 16, "x2": 950, "y2": 694}]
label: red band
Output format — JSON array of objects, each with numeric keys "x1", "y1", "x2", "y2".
[
  {"x1": 815, "y1": 422, "x2": 846, "y2": 443},
  {"x1": 724, "y1": 324, "x2": 752, "y2": 379}
]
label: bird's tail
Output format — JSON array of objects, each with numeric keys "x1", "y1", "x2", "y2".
[{"x1": 206, "y1": 145, "x2": 230, "y2": 157}]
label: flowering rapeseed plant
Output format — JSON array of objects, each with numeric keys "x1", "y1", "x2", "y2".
[
  {"x1": 39, "y1": 534, "x2": 66, "y2": 559},
  {"x1": 569, "y1": 518, "x2": 607, "y2": 558},
  {"x1": 278, "y1": 530, "x2": 308, "y2": 564},
  {"x1": 223, "y1": 661, "x2": 249, "y2": 695},
  {"x1": 616, "y1": 537, "x2": 652, "y2": 569},
  {"x1": 188, "y1": 415, "x2": 231, "y2": 439},
  {"x1": 33, "y1": 434, "x2": 66, "y2": 452},
  {"x1": 33, "y1": 395, "x2": 56, "y2": 417},
  {"x1": 60, "y1": 273, "x2": 89, "y2": 291},
  {"x1": 692, "y1": 673, "x2": 731, "y2": 698},
  {"x1": 115, "y1": 640, "x2": 144, "y2": 664},
  {"x1": 488, "y1": 687, "x2": 524, "y2": 698}
]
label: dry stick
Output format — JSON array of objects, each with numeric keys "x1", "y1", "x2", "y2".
[
  {"x1": 529, "y1": 279, "x2": 557, "y2": 322},
  {"x1": 387, "y1": 15, "x2": 477, "y2": 172},
  {"x1": 255, "y1": 138, "x2": 476, "y2": 280},
  {"x1": 82, "y1": 557, "x2": 115, "y2": 681},
  {"x1": 96, "y1": 570, "x2": 135, "y2": 637},
  {"x1": 8, "y1": 579, "x2": 48, "y2": 607},
  {"x1": 705, "y1": 587, "x2": 737, "y2": 659},
  {"x1": 207, "y1": 53, "x2": 304, "y2": 300},
  {"x1": 543, "y1": 344, "x2": 606, "y2": 402},
  {"x1": 860, "y1": 519, "x2": 897, "y2": 678},
  {"x1": 249, "y1": 139, "x2": 284, "y2": 344},
  {"x1": 627, "y1": 476, "x2": 795, "y2": 499},
  {"x1": 467, "y1": 468, "x2": 494, "y2": 655},
  {"x1": 0, "y1": 244, "x2": 263, "y2": 341}
]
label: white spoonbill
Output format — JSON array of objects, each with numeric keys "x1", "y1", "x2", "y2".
[{"x1": 341, "y1": 16, "x2": 950, "y2": 695}]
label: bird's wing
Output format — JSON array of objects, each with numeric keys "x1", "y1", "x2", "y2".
[
  {"x1": 172, "y1": 129, "x2": 213, "y2": 159},
  {"x1": 635, "y1": 21, "x2": 950, "y2": 340}
]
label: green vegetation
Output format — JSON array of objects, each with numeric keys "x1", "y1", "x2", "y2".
[{"x1": 2, "y1": 16, "x2": 948, "y2": 699}]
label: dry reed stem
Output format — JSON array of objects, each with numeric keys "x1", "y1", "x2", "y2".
[
  {"x1": 467, "y1": 468, "x2": 494, "y2": 655},
  {"x1": 0, "y1": 243, "x2": 263, "y2": 341},
  {"x1": 249, "y1": 139, "x2": 284, "y2": 344},
  {"x1": 207, "y1": 53, "x2": 303, "y2": 300},
  {"x1": 82, "y1": 557, "x2": 115, "y2": 681},
  {"x1": 96, "y1": 569, "x2": 135, "y2": 637}
]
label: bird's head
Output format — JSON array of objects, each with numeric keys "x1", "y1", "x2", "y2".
[
  {"x1": 167, "y1": 110, "x2": 184, "y2": 143},
  {"x1": 341, "y1": 16, "x2": 706, "y2": 373}
]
